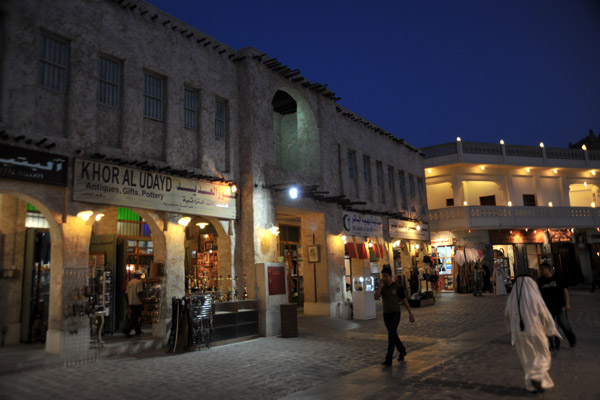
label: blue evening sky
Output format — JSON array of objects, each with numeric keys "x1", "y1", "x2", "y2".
[{"x1": 147, "y1": 0, "x2": 600, "y2": 149}]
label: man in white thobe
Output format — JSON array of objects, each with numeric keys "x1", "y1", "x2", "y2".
[{"x1": 504, "y1": 275, "x2": 561, "y2": 393}]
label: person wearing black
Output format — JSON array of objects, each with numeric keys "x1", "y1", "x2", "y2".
[
  {"x1": 374, "y1": 266, "x2": 415, "y2": 366},
  {"x1": 537, "y1": 263, "x2": 576, "y2": 349}
]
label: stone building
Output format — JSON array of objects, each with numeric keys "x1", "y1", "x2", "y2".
[
  {"x1": 0, "y1": 0, "x2": 426, "y2": 358},
  {"x1": 423, "y1": 139, "x2": 599, "y2": 292}
]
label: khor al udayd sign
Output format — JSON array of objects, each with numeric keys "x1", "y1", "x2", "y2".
[
  {"x1": 389, "y1": 219, "x2": 429, "y2": 241},
  {"x1": 73, "y1": 159, "x2": 236, "y2": 219},
  {"x1": 342, "y1": 212, "x2": 383, "y2": 237}
]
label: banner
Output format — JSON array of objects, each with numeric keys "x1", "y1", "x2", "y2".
[
  {"x1": 389, "y1": 219, "x2": 429, "y2": 241},
  {"x1": 342, "y1": 212, "x2": 383, "y2": 237},
  {"x1": 73, "y1": 159, "x2": 236, "y2": 219},
  {"x1": 0, "y1": 144, "x2": 68, "y2": 186}
]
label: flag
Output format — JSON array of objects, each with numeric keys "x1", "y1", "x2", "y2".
[{"x1": 345, "y1": 242, "x2": 358, "y2": 258}]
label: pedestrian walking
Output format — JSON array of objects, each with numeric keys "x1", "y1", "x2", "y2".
[
  {"x1": 493, "y1": 264, "x2": 507, "y2": 295},
  {"x1": 505, "y1": 274, "x2": 562, "y2": 393},
  {"x1": 374, "y1": 266, "x2": 415, "y2": 366},
  {"x1": 538, "y1": 263, "x2": 577, "y2": 349},
  {"x1": 124, "y1": 269, "x2": 145, "y2": 337}
]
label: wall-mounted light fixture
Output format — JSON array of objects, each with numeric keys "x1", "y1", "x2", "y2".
[
  {"x1": 231, "y1": 184, "x2": 238, "y2": 193},
  {"x1": 539, "y1": 142, "x2": 544, "y2": 148},
  {"x1": 584, "y1": 182, "x2": 588, "y2": 188},
  {"x1": 463, "y1": 201, "x2": 468, "y2": 206},
  {"x1": 592, "y1": 170, "x2": 597, "y2": 176},
  {"x1": 507, "y1": 201, "x2": 513, "y2": 207},
  {"x1": 427, "y1": 169, "x2": 432, "y2": 174},
  {"x1": 392, "y1": 240, "x2": 401, "y2": 248},
  {"x1": 178, "y1": 216, "x2": 191, "y2": 226},
  {"x1": 592, "y1": 202, "x2": 596, "y2": 208},
  {"x1": 288, "y1": 186, "x2": 299, "y2": 199},
  {"x1": 268, "y1": 225, "x2": 280, "y2": 236},
  {"x1": 480, "y1": 165, "x2": 485, "y2": 171},
  {"x1": 95, "y1": 213, "x2": 105, "y2": 222},
  {"x1": 548, "y1": 202, "x2": 553, "y2": 207},
  {"x1": 77, "y1": 210, "x2": 94, "y2": 221},
  {"x1": 196, "y1": 222, "x2": 208, "y2": 229},
  {"x1": 552, "y1": 169, "x2": 558, "y2": 174},
  {"x1": 525, "y1": 168, "x2": 531, "y2": 173}
]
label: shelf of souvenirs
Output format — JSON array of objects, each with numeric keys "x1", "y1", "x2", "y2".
[{"x1": 186, "y1": 273, "x2": 250, "y2": 303}]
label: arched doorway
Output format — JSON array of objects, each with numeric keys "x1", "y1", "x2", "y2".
[
  {"x1": 0, "y1": 190, "x2": 61, "y2": 345},
  {"x1": 184, "y1": 216, "x2": 233, "y2": 298},
  {"x1": 272, "y1": 88, "x2": 320, "y2": 178},
  {"x1": 88, "y1": 206, "x2": 165, "y2": 337}
]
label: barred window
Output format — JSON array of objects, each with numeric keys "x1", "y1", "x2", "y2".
[
  {"x1": 184, "y1": 87, "x2": 198, "y2": 130},
  {"x1": 387, "y1": 166, "x2": 394, "y2": 192},
  {"x1": 98, "y1": 56, "x2": 120, "y2": 107},
  {"x1": 363, "y1": 156, "x2": 371, "y2": 184},
  {"x1": 376, "y1": 161, "x2": 384, "y2": 203},
  {"x1": 348, "y1": 151, "x2": 357, "y2": 180},
  {"x1": 399, "y1": 170, "x2": 408, "y2": 210},
  {"x1": 523, "y1": 194, "x2": 536, "y2": 206},
  {"x1": 215, "y1": 99, "x2": 226, "y2": 139},
  {"x1": 144, "y1": 73, "x2": 163, "y2": 121},
  {"x1": 38, "y1": 33, "x2": 68, "y2": 92}
]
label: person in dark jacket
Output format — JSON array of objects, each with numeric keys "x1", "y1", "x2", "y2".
[
  {"x1": 374, "y1": 266, "x2": 415, "y2": 366},
  {"x1": 538, "y1": 263, "x2": 576, "y2": 349}
]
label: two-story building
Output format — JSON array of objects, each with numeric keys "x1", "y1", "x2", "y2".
[
  {"x1": 0, "y1": 0, "x2": 427, "y2": 360},
  {"x1": 423, "y1": 139, "x2": 598, "y2": 292}
]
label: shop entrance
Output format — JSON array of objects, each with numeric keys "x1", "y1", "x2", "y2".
[
  {"x1": 552, "y1": 243, "x2": 581, "y2": 285},
  {"x1": 0, "y1": 195, "x2": 56, "y2": 346},
  {"x1": 89, "y1": 207, "x2": 161, "y2": 336},
  {"x1": 278, "y1": 222, "x2": 303, "y2": 307}
]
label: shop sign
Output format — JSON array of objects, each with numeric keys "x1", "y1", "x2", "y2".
[
  {"x1": 342, "y1": 212, "x2": 383, "y2": 237},
  {"x1": 0, "y1": 144, "x2": 68, "y2": 186},
  {"x1": 389, "y1": 219, "x2": 430, "y2": 241},
  {"x1": 431, "y1": 237, "x2": 454, "y2": 247},
  {"x1": 73, "y1": 159, "x2": 236, "y2": 219}
]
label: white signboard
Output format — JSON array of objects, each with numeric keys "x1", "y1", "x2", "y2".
[
  {"x1": 73, "y1": 159, "x2": 236, "y2": 219},
  {"x1": 342, "y1": 212, "x2": 383, "y2": 237},
  {"x1": 389, "y1": 219, "x2": 429, "y2": 241}
]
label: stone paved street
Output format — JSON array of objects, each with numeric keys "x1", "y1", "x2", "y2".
[{"x1": 1, "y1": 291, "x2": 599, "y2": 400}]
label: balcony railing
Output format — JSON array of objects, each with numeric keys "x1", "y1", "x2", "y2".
[{"x1": 428, "y1": 205, "x2": 600, "y2": 231}]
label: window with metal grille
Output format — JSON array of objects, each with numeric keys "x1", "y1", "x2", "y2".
[
  {"x1": 376, "y1": 161, "x2": 384, "y2": 203},
  {"x1": 446, "y1": 198, "x2": 455, "y2": 207},
  {"x1": 387, "y1": 166, "x2": 394, "y2": 192},
  {"x1": 399, "y1": 171, "x2": 408, "y2": 210},
  {"x1": 38, "y1": 33, "x2": 68, "y2": 92},
  {"x1": 523, "y1": 194, "x2": 536, "y2": 206},
  {"x1": 363, "y1": 156, "x2": 371, "y2": 184},
  {"x1": 98, "y1": 56, "x2": 120, "y2": 107},
  {"x1": 144, "y1": 72, "x2": 163, "y2": 121},
  {"x1": 215, "y1": 99, "x2": 226, "y2": 139},
  {"x1": 184, "y1": 87, "x2": 198, "y2": 130}
]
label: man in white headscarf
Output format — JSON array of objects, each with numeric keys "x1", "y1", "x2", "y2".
[{"x1": 504, "y1": 275, "x2": 561, "y2": 393}]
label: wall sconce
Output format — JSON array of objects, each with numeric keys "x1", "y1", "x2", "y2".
[
  {"x1": 416, "y1": 225, "x2": 421, "y2": 231},
  {"x1": 463, "y1": 201, "x2": 468, "y2": 206},
  {"x1": 552, "y1": 169, "x2": 558, "y2": 174},
  {"x1": 507, "y1": 201, "x2": 512, "y2": 207},
  {"x1": 288, "y1": 186, "x2": 299, "y2": 200},
  {"x1": 196, "y1": 222, "x2": 208, "y2": 229},
  {"x1": 548, "y1": 202, "x2": 553, "y2": 207},
  {"x1": 77, "y1": 210, "x2": 94, "y2": 221},
  {"x1": 268, "y1": 225, "x2": 280, "y2": 236},
  {"x1": 95, "y1": 213, "x2": 105, "y2": 222},
  {"x1": 231, "y1": 184, "x2": 238, "y2": 193},
  {"x1": 525, "y1": 168, "x2": 530, "y2": 173},
  {"x1": 178, "y1": 216, "x2": 191, "y2": 226},
  {"x1": 427, "y1": 169, "x2": 432, "y2": 174},
  {"x1": 592, "y1": 170, "x2": 597, "y2": 176},
  {"x1": 204, "y1": 233, "x2": 209, "y2": 239},
  {"x1": 480, "y1": 165, "x2": 485, "y2": 171},
  {"x1": 592, "y1": 202, "x2": 596, "y2": 208}
]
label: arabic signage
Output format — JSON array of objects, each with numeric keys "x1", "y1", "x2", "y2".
[
  {"x1": 389, "y1": 219, "x2": 430, "y2": 241},
  {"x1": 0, "y1": 144, "x2": 68, "y2": 186},
  {"x1": 73, "y1": 159, "x2": 236, "y2": 219},
  {"x1": 342, "y1": 212, "x2": 383, "y2": 237}
]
